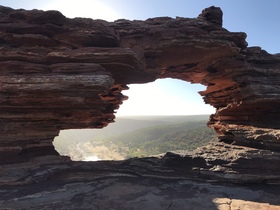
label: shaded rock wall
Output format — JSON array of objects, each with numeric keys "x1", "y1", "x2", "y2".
[{"x1": 0, "y1": 5, "x2": 280, "y2": 165}]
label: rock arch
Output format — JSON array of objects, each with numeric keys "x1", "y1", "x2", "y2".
[
  {"x1": 1, "y1": 5, "x2": 280, "y2": 166},
  {"x1": 2, "y1": 7, "x2": 280, "y2": 209}
]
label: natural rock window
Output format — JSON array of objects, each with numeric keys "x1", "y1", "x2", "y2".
[
  {"x1": 53, "y1": 78, "x2": 216, "y2": 161},
  {"x1": 2, "y1": 6, "x2": 280, "y2": 209}
]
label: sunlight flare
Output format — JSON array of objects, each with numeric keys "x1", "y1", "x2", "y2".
[
  {"x1": 44, "y1": 0, "x2": 120, "y2": 21},
  {"x1": 116, "y1": 79, "x2": 215, "y2": 116}
]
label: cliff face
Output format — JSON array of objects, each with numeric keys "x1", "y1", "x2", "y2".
[
  {"x1": 1, "y1": 5, "x2": 280, "y2": 208},
  {"x1": 1, "y1": 6, "x2": 280, "y2": 163}
]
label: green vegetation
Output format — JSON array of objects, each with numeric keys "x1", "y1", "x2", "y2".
[
  {"x1": 98, "y1": 120, "x2": 217, "y2": 158},
  {"x1": 54, "y1": 115, "x2": 217, "y2": 160}
]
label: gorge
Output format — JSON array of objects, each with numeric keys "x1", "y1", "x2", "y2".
[{"x1": 1, "y1": 5, "x2": 280, "y2": 209}]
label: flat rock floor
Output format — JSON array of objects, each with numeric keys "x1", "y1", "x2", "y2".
[{"x1": 1, "y1": 175, "x2": 280, "y2": 210}]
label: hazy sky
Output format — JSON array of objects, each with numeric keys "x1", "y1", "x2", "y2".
[{"x1": 1, "y1": 0, "x2": 279, "y2": 116}]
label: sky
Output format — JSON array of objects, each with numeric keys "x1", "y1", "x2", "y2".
[{"x1": 1, "y1": 0, "x2": 280, "y2": 116}]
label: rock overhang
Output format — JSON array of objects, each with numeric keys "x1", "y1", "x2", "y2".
[
  {"x1": 0, "y1": 5, "x2": 280, "y2": 165},
  {"x1": 1, "y1": 8, "x2": 280, "y2": 209}
]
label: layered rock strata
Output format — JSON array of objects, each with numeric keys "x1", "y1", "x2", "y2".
[
  {"x1": 1, "y1": 143, "x2": 280, "y2": 209},
  {"x1": 1, "y1": 6, "x2": 280, "y2": 164},
  {"x1": 1, "y1": 5, "x2": 280, "y2": 208}
]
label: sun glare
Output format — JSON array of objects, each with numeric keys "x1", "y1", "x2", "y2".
[
  {"x1": 44, "y1": 0, "x2": 120, "y2": 21},
  {"x1": 116, "y1": 78, "x2": 215, "y2": 116}
]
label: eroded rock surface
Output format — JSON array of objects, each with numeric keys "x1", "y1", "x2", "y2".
[
  {"x1": 1, "y1": 143, "x2": 280, "y2": 209},
  {"x1": 1, "y1": 5, "x2": 280, "y2": 162},
  {"x1": 1, "y1": 5, "x2": 280, "y2": 209}
]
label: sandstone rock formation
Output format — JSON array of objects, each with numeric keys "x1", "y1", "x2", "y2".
[
  {"x1": 1, "y1": 5, "x2": 280, "y2": 209},
  {"x1": 1, "y1": 143, "x2": 280, "y2": 209}
]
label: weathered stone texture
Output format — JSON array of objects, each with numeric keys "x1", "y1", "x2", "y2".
[
  {"x1": 1, "y1": 143, "x2": 280, "y2": 209},
  {"x1": 1, "y1": 5, "x2": 280, "y2": 161},
  {"x1": 1, "y1": 5, "x2": 280, "y2": 208}
]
